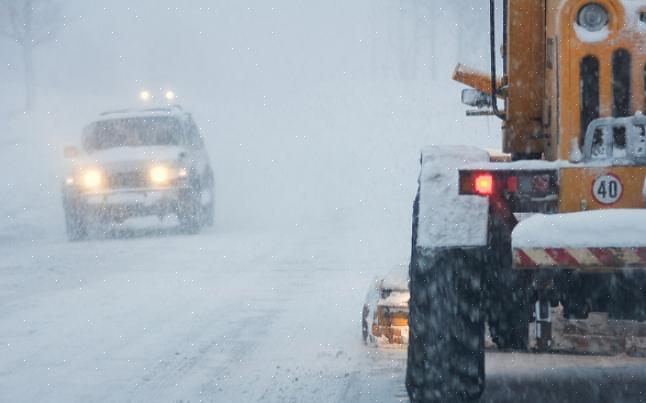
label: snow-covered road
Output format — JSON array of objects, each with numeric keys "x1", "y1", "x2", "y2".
[
  {"x1": 4, "y1": 218, "x2": 646, "y2": 402},
  {"x1": 5, "y1": 220, "x2": 646, "y2": 402},
  {"x1": 0, "y1": 220, "x2": 410, "y2": 403}
]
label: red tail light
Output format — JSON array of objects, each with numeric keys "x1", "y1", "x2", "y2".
[
  {"x1": 506, "y1": 176, "x2": 518, "y2": 192},
  {"x1": 475, "y1": 174, "x2": 494, "y2": 195}
]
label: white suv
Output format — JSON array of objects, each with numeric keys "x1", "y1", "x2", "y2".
[{"x1": 62, "y1": 106, "x2": 215, "y2": 240}]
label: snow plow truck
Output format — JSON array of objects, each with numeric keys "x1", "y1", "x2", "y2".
[{"x1": 398, "y1": 1, "x2": 646, "y2": 402}]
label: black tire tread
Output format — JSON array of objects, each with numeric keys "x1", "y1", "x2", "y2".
[
  {"x1": 406, "y1": 191, "x2": 485, "y2": 403},
  {"x1": 484, "y1": 219, "x2": 531, "y2": 350}
]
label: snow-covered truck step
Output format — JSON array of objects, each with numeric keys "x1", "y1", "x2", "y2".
[{"x1": 512, "y1": 210, "x2": 646, "y2": 271}]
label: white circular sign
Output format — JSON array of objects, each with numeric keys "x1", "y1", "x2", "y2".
[{"x1": 592, "y1": 174, "x2": 623, "y2": 205}]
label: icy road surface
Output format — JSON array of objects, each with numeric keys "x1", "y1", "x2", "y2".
[{"x1": 2, "y1": 222, "x2": 646, "y2": 402}]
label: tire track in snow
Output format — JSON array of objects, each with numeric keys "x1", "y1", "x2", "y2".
[{"x1": 124, "y1": 309, "x2": 280, "y2": 403}]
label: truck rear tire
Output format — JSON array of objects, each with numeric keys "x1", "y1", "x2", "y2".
[
  {"x1": 406, "y1": 246, "x2": 485, "y2": 403},
  {"x1": 485, "y1": 220, "x2": 531, "y2": 350},
  {"x1": 406, "y1": 146, "x2": 491, "y2": 403},
  {"x1": 487, "y1": 278, "x2": 530, "y2": 350}
]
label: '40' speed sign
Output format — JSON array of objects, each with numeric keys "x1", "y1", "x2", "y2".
[{"x1": 592, "y1": 174, "x2": 623, "y2": 205}]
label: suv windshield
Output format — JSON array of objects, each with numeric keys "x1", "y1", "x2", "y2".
[{"x1": 83, "y1": 116, "x2": 183, "y2": 151}]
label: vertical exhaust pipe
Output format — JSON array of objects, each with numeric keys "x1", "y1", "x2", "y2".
[{"x1": 490, "y1": 0, "x2": 506, "y2": 119}]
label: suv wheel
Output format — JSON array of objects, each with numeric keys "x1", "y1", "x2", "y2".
[
  {"x1": 201, "y1": 174, "x2": 215, "y2": 227},
  {"x1": 64, "y1": 202, "x2": 88, "y2": 241},
  {"x1": 177, "y1": 170, "x2": 215, "y2": 233},
  {"x1": 177, "y1": 192, "x2": 201, "y2": 234}
]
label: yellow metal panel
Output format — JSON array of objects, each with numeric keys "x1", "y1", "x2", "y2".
[
  {"x1": 388, "y1": 314, "x2": 408, "y2": 327},
  {"x1": 504, "y1": 0, "x2": 546, "y2": 155},
  {"x1": 559, "y1": 166, "x2": 646, "y2": 212},
  {"x1": 556, "y1": 0, "x2": 646, "y2": 160},
  {"x1": 453, "y1": 64, "x2": 503, "y2": 97},
  {"x1": 544, "y1": 0, "x2": 562, "y2": 161}
]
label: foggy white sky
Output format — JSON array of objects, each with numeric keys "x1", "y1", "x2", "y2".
[{"x1": 1, "y1": 0, "x2": 498, "y2": 231}]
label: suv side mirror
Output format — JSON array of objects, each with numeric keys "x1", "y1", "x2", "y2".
[
  {"x1": 63, "y1": 146, "x2": 80, "y2": 159},
  {"x1": 461, "y1": 89, "x2": 492, "y2": 109}
]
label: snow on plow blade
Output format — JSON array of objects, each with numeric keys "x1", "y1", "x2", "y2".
[
  {"x1": 513, "y1": 210, "x2": 646, "y2": 271},
  {"x1": 362, "y1": 267, "x2": 646, "y2": 356},
  {"x1": 362, "y1": 267, "x2": 409, "y2": 346}
]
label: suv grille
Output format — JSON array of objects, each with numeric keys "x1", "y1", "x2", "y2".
[{"x1": 108, "y1": 171, "x2": 147, "y2": 189}]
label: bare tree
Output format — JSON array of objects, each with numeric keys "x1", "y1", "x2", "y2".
[{"x1": 0, "y1": 0, "x2": 64, "y2": 110}]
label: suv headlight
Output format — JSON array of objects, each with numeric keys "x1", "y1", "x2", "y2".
[
  {"x1": 81, "y1": 169, "x2": 104, "y2": 189},
  {"x1": 148, "y1": 164, "x2": 188, "y2": 186},
  {"x1": 577, "y1": 3, "x2": 609, "y2": 32},
  {"x1": 149, "y1": 164, "x2": 171, "y2": 185}
]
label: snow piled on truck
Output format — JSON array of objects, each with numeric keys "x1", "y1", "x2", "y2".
[
  {"x1": 416, "y1": 145, "x2": 489, "y2": 249},
  {"x1": 380, "y1": 264, "x2": 408, "y2": 291},
  {"x1": 513, "y1": 209, "x2": 646, "y2": 248}
]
